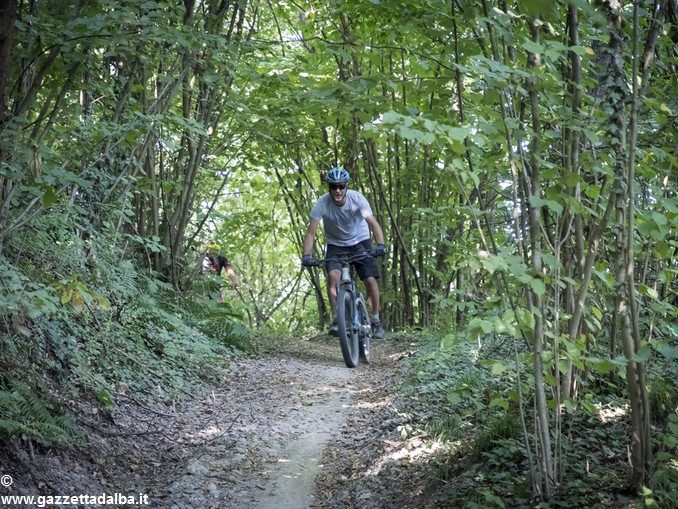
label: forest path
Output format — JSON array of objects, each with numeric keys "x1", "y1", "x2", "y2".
[
  {"x1": 140, "y1": 335, "x2": 420, "y2": 508},
  {"x1": 146, "y1": 338, "x2": 356, "y2": 508}
]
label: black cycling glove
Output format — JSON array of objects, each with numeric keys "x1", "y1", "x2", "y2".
[
  {"x1": 372, "y1": 244, "x2": 387, "y2": 258},
  {"x1": 301, "y1": 254, "x2": 319, "y2": 267}
]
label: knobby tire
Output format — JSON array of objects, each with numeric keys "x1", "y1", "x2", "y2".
[
  {"x1": 357, "y1": 297, "x2": 371, "y2": 364},
  {"x1": 337, "y1": 287, "x2": 359, "y2": 368}
]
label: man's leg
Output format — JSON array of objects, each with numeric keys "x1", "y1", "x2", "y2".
[
  {"x1": 326, "y1": 269, "x2": 341, "y2": 336},
  {"x1": 363, "y1": 277, "x2": 385, "y2": 338},
  {"x1": 327, "y1": 269, "x2": 341, "y2": 312},
  {"x1": 363, "y1": 277, "x2": 380, "y2": 315}
]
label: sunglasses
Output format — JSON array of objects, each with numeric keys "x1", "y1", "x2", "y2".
[{"x1": 329, "y1": 184, "x2": 346, "y2": 190}]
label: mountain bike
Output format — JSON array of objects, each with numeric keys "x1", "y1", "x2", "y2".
[{"x1": 316, "y1": 253, "x2": 373, "y2": 368}]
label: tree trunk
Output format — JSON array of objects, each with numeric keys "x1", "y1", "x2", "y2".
[
  {"x1": 605, "y1": 0, "x2": 653, "y2": 490},
  {"x1": 0, "y1": 0, "x2": 18, "y2": 126},
  {"x1": 525, "y1": 19, "x2": 556, "y2": 500}
]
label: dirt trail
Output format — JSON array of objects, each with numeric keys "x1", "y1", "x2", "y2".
[
  {"x1": 144, "y1": 336, "x2": 422, "y2": 508},
  {"x1": 2, "y1": 336, "x2": 428, "y2": 508},
  {"x1": 134, "y1": 339, "x2": 361, "y2": 508},
  {"x1": 147, "y1": 335, "x2": 424, "y2": 508},
  {"x1": 254, "y1": 365, "x2": 352, "y2": 508}
]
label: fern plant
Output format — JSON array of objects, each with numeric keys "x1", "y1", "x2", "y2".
[{"x1": 0, "y1": 382, "x2": 78, "y2": 446}]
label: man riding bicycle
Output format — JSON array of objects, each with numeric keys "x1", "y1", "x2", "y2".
[
  {"x1": 201, "y1": 243, "x2": 239, "y2": 301},
  {"x1": 301, "y1": 166, "x2": 387, "y2": 339}
]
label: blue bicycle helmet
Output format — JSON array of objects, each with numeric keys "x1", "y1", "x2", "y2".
[{"x1": 324, "y1": 166, "x2": 350, "y2": 184}]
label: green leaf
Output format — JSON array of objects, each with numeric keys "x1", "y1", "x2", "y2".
[
  {"x1": 522, "y1": 40, "x2": 543, "y2": 54},
  {"x1": 659, "y1": 103, "x2": 673, "y2": 114},
  {"x1": 651, "y1": 212, "x2": 668, "y2": 226},
  {"x1": 420, "y1": 132, "x2": 436, "y2": 144},
  {"x1": 638, "y1": 284, "x2": 659, "y2": 300},
  {"x1": 398, "y1": 126, "x2": 420, "y2": 140},
  {"x1": 97, "y1": 296, "x2": 111, "y2": 311},
  {"x1": 468, "y1": 317, "x2": 494, "y2": 335},
  {"x1": 584, "y1": 184, "x2": 601, "y2": 199},
  {"x1": 635, "y1": 344, "x2": 651, "y2": 363},
  {"x1": 587, "y1": 357, "x2": 618, "y2": 373},
  {"x1": 581, "y1": 399, "x2": 598, "y2": 415},
  {"x1": 381, "y1": 111, "x2": 401, "y2": 124},
  {"x1": 60, "y1": 289, "x2": 72, "y2": 305},
  {"x1": 529, "y1": 195, "x2": 563, "y2": 215},
  {"x1": 591, "y1": 306, "x2": 603, "y2": 320},
  {"x1": 443, "y1": 126, "x2": 470, "y2": 142},
  {"x1": 528, "y1": 277, "x2": 546, "y2": 296},
  {"x1": 516, "y1": 308, "x2": 535, "y2": 332},
  {"x1": 491, "y1": 361, "x2": 507, "y2": 376},
  {"x1": 654, "y1": 341, "x2": 678, "y2": 360},
  {"x1": 42, "y1": 185, "x2": 58, "y2": 207},
  {"x1": 584, "y1": 129, "x2": 601, "y2": 145},
  {"x1": 569, "y1": 45, "x2": 594, "y2": 56},
  {"x1": 489, "y1": 396, "x2": 509, "y2": 410},
  {"x1": 481, "y1": 254, "x2": 509, "y2": 274},
  {"x1": 460, "y1": 169, "x2": 480, "y2": 187},
  {"x1": 446, "y1": 392, "x2": 462, "y2": 405},
  {"x1": 556, "y1": 360, "x2": 568, "y2": 374},
  {"x1": 562, "y1": 171, "x2": 581, "y2": 187},
  {"x1": 440, "y1": 333, "x2": 457, "y2": 350}
]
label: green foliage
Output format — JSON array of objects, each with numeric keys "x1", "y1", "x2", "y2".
[
  {"x1": 428, "y1": 413, "x2": 462, "y2": 442},
  {"x1": 0, "y1": 206, "x2": 251, "y2": 450},
  {"x1": 650, "y1": 413, "x2": 678, "y2": 508},
  {"x1": 473, "y1": 414, "x2": 521, "y2": 458},
  {"x1": 404, "y1": 332, "x2": 650, "y2": 507},
  {"x1": 647, "y1": 378, "x2": 677, "y2": 425},
  {"x1": 0, "y1": 380, "x2": 78, "y2": 446}
]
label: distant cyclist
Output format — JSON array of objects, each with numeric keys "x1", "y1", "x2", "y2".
[
  {"x1": 202, "y1": 244, "x2": 239, "y2": 300},
  {"x1": 301, "y1": 166, "x2": 387, "y2": 339}
]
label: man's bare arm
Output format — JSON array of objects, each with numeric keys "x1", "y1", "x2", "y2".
[
  {"x1": 302, "y1": 218, "x2": 320, "y2": 255},
  {"x1": 365, "y1": 215, "x2": 385, "y2": 245}
]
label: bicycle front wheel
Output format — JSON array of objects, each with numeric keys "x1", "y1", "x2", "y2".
[
  {"x1": 357, "y1": 296, "x2": 371, "y2": 364},
  {"x1": 336, "y1": 287, "x2": 359, "y2": 368}
]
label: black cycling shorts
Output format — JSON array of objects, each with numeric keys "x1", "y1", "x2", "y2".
[{"x1": 325, "y1": 239, "x2": 380, "y2": 280}]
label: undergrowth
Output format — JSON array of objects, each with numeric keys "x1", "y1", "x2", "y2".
[
  {"x1": 401, "y1": 331, "x2": 676, "y2": 508},
  {"x1": 0, "y1": 211, "x2": 253, "y2": 455},
  {"x1": 0, "y1": 378, "x2": 80, "y2": 448}
]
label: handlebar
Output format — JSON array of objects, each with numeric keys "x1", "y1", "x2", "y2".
[
  {"x1": 306, "y1": 251, "x2": 372, "y2": 267},
  {"x1": 302, "y1": 247, "x2": 385, "y2": 268},
  {"x1": 312, "y1": 252, "x2": 372, "y2": 267}
]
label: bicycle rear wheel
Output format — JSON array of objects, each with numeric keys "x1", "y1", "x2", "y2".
[
  {"x1": 336, "y1": 287, "x2": 359, "y2": 368},
  {"x1": 357, "y1": 297, "x2": 371, "y2": 364}
]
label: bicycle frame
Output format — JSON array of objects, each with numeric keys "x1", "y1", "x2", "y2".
[{"x1": 319, "y1": 253, "x2": 372, "y2": 368}]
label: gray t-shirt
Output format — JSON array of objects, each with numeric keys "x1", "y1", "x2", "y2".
[{"x1": 310, "y1": 190, "x2": 372, "y2": 246}]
